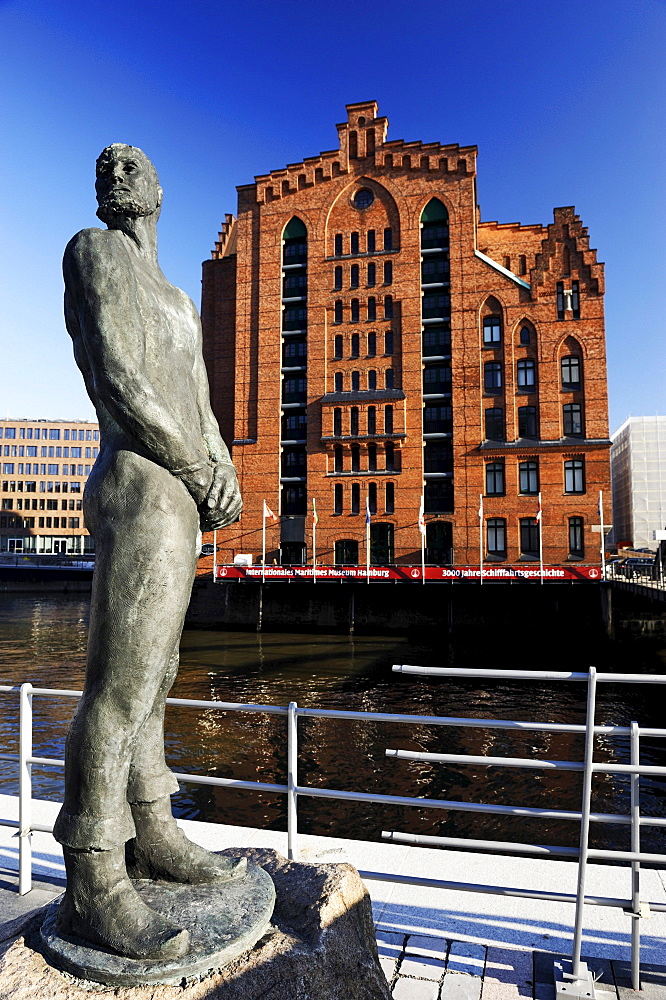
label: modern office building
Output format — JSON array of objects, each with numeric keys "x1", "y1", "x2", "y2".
[
  {"x1": 0, "y1": 418, "x2": 99, "y2": 554},
  {"x1": 611, "y1": 416, "x2": 666, "y2": 550},
  {"x1": 201, "y1": 101, "x2": 611, "y2": 571}
]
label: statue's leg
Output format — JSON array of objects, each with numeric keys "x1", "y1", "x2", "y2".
[
  {"x1": 53, "y1": 454, "x2": 201, "y2": 958},
  {"x1": 125, "y1": 643, "x2": 246, "y2": 883}
]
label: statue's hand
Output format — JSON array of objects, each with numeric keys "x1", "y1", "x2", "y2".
[{"x1": 200, "y1": 461, "x2": 242, "y2": 530}]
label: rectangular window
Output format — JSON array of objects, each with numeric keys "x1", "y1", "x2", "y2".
[
  {"x1": 485, "y1": 461, "x2": 505, "y2": 496},
  {"x1": 517, "y1": 359, "x2": 536, "y2": 389},
  {"x1": 64, "y1": 429, "x2": 70, "y2": 440},
  {"x1": 518, "y1": 406, "x2": 538, "y2": 439},
  {"x1": 334, "y1": 483, "x2": 343, "y2": 515},
  {"x1": 520, "y1": 517, "x2": 539, "y2": 556},
  {"x1": 571, "y1": 280, "x2": 580, "y2": 319},
  {"x1": 27, "y1": 446, "x2": 37, "y2": 457},
  {"x1": 69, "y1": 518, "x2": 80, "y2": 529},
  {"x1": 334, "y1": 234, "x2": 343, "y2": 256},
  {"x1": 564, "y1": 459, "x2": 585, "y2": 494},
  {"x1": 333, "y1": 408, "x2": 342, "y2": 436},
  {"x1": 48, "y1": 464, "x2": 59, "y2": 475},
  {"x1": 367, "y1": 230, "x2": 376, "y2": 253},
  {"x1": 485, "y1": 408, "x2": 504, "y2": 441},
  {"x1": 4, "y1": 428, "x2": 16, "y2": 439},
  {"x1": 384, "y1": 405, "x2": 393, "y2": 434},
  {"x1": 561, "y1": 356, "x2": 581, "y2": 389},
  {"x1": 519, "y1": 460, "x2": 539, "y2": 495},
  {"x1": 484, "y1": 362, "x2": 502, "y2": 392},
  {"x1": 350, "y1": 232, "x2": 359, "y2": 255},
  {"x1": 487, "y1": 518, "x2": 506, "y2": 556},
  {"x1": 351, "y1": 483, "x2": 360, "y2": 515},
  {"x1": 483, "y1": 316, "x2": 501, "y2": 345},
  {"x1": 385, "y1": 482, "x2": 395, "y2": 514},
  {"x1": 49, "y1": 429, "x2": 60, "y2": 440},
  {"x1": 569, "y1": 516, "x2": 584, "y2": 557},
  {"x1": 563, "y1": 403, "x2": 583, "y2": 437},
  {"x1": 557, "y1": 281, "x2": 565, "y2": 320},
  {"x1": 3, "y1": 464, "x2": 14, "y2": 474},
  {"x1": 383, "y1": 228, "x2": 393, "y2": 251}
]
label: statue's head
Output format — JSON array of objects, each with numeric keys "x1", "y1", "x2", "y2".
[{"x1": 95, "y1": 144, "x2": 163, "y2": 226}]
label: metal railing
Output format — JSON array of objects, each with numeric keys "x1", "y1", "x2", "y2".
[{"x1": 1, "y1": 667, "x2": 666, "y2": 996}]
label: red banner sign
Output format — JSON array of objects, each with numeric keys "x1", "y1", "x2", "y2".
[{"x1": 215, "y1": 565, "x2": 602, "y2": 583}]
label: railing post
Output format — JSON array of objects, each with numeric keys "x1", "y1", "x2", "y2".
[
  {"x1": 18, "y1": 682, "x2": 33, "y2": 895},
  {"x1": 571, "y1": 666, "x2": 598, "y2": 980},
  {"x1": 630, "y1": 720, "x2": 641, "y2": 992},
  {"x1": 287, "y1": 701, "x2": 298, "y2": 861}
]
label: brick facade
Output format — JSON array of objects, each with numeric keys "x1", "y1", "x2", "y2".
[{"x1": 200, "y1": 101, "x2": 610, "y2": 573}]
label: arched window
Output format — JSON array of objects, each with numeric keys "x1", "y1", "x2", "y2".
[
  {"x1": 384, "y1": 261, "x2": 393, "y2": 285},
  {"x1": 350, "y1": 407, "x2": 359, "y2": 436},
  {"x1": 385, "y1": 482, "x2": 395, "y2": 514},
  {"x1": 385, "y1": 368, "x2": 394, "y2": 389},
  {"x1": 350, "y1": 264, "x2": 359, "y2": 289},
  {"x1": 383, "y1": 227, "x2": 393, "y2": 251},
  {"x1": 366, "y1": 130, "x2": 376, "y2": 155},
  {"x1": 334, "y1": 445, "x2": 343, "y2": 473},
  {"x1": 349, "y1": 131, "x2": 358, "y2": 159},
  {"x1": 334, "y1": 371, "x2": 343, "y2": 392},
  {"x1": 333, "y1": 408, "x2": 342, "y2": 436},
  {"x1": 351, "y1": 299, "x2": 359, "y2": 322},
  {"x1": 334, "y1": 233, "x2": 343, "y2": 257},
  {"x1": 334, "y1": 266, "x2": 343, "y2": 291},
  {"x1": 384, "y1": 330, "x2": 394, "y2": 354},
  {"x1": 483, "y1": 316, "x2": 502, "y2": 346},
  {"x1": 367, "y1": 406, "x2": 376, "y2": 435},
  {"x1": 282, "y1": 218, "x2": 307, "y2": 270},
  {"x1": 368, "y1": 444, "x2": 377, "y2": 471},
  {"x1": 368, "y1": 482, "x2": 378, "y2": 514},
  {"x1": 385, "y1": 443, "x2": 395, "y2": 471},
  {"x1": 367, "y1": 332, "x2": 376, "y2": 357},
  {"x1": 368, "y1": 296, "x2": 377, "y2": 321},
  {"x1": 351, "y1": 333, "x2": 359, "y2": 358},
  {"x1": 487, "y1": 518, "x2": 506, "y2": 557},
  {"x1": 367, "y1": 230, "x2": 376, "y2": 253},
  {"x1": 351, "y1": 483, "x2": 360, "y2": 515},
  {"x1": 484, "y1": 362, "x2": 502, "y2": 392},
  {"x1": 335, "y1": 538, "x2": 358, "y2": 565},
  {"x1": 569, "y1": 517, "x2": 584, "y2": 557},
  {"x1": 384, "y1": 295, "x2": 393, "y2": 319},
  {"x1": 367, "y1": 263, "x2": 376, "y2": 287},
  {"x1": 334, "y1": 483, "x2": 343, "y2": 514},
  {"x1": 334, "y1": 334, "x2": 343, "y2": 359},
  {"x1": 334, "y1": 300, "x2": 343, "y2": 324},
  {"x1": 517, "y1": 359, "x2": 536, "y2": 390},
  {"x1": 368, "y1": 370, "x2": 377, "y2": 390},
  {"x1": 351, "y1": 445, "x2": 360, "y2": 472},
  {"x1": 351, "y1": 370, "x2": 360, "y2": 391},
  {"x1": 561, "y1": 355, "x2": 582, "y2": 389},
  {"x1": 519, "y1": 325, "x2": 531, "y2": 345},
  {"x1": 351, "y1": 232, "x2": 359, "y2": 255},
  {"x1": 384, "y1": 405, "x2": 394, "y2": 434},
  {"x1": 420, "y1": 199, "x2": 449, "y2": 248},
  {"x1": 563, "y1": 403, "x2": 583, "y2": 437},
  {"x1": 519, "y1": 255, "x2": 527, "y2": 275}
]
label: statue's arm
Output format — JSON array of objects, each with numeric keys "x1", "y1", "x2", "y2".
[{"x1": 64, "y1": 230, "x2": 212, "y2": 502}]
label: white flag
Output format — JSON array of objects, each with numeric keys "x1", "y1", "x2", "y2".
[{"x1": 263, "y1": 501, "x2": 278, "y2": 522}]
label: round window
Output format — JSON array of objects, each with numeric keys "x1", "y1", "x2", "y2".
[{"x1": 353, "y1": 188, "x2": 374, "y2": 210}]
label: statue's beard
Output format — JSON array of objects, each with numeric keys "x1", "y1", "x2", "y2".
[{"x1": 96, "y1": 191, "x2": 155, "y2": 225}]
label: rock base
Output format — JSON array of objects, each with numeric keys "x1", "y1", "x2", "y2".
[
  {"x1": 39, "y1": 861, "x2": 275, "y2": 986},
  {"x1": 0, "y1": 848, "x2": 391, "y2": 1000}
]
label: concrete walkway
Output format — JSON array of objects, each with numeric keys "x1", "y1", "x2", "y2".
[{"x1": 2, "y1": 794, "x2": 665, "y2": 998}]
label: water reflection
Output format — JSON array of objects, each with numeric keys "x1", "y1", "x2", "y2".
[{"x1": 0, "y1": 593, "x2": 665, "y2": 860}]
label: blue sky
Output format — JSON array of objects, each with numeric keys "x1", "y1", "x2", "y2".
[{"x1": 0, "y1": 0, "x2": 664, "y2": 431}]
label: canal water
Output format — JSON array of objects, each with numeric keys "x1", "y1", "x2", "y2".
[{"x1": 1, "y1": 592, "x2": 665, "y2": 860}]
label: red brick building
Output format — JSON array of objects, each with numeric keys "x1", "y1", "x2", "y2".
[{"x1": 201, "y1": 101, "x2": 610, "y2": 574}]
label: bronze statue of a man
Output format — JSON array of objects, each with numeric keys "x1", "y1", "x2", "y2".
[{"x1": 53, "y1": 144, "x2": 245, "y2": 960}]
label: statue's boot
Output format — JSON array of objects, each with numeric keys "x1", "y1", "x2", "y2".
[
  {"x1": 57, "y1": 845, "x2": 190, "y2": 960},
  {"x1": 126, "y1": 797, "x2": 247, "y2": 884}
]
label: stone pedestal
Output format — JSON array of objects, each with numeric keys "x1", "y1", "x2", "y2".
[{"x1": 0, "y1": 848, "x2": 391, "y2": 1000}]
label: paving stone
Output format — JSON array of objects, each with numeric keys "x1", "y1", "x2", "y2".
[
  {"x1": 376, "y1": 931, "x2": 403, "y2": 984},
  {"x1": 440, "y1": 971, "x2": 483, "y2": 1000},
  {"x1": 481, "y1": 947, "x2": 533, "y2": 998},
  {"x1": 447, "y1": 940, "x2": 486, "y2": 977},
  {"x1": 392, "y1": 976, "x2": 440, "y2": 999},
  {"x1": 400, "y1": 934, "x2": 448, "y2": 981}
]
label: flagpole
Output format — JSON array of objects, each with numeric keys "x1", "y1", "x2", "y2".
[
  {"x1": 366, "y1": 497, "x2": 371, "y2": 585},
  {"x1": 262, "y1": 502, "x2": 266, "y2": 585},
  {"x1": 599, "y1": 490, "x2": 606, "y2": 581},
  {"x1": 313, "y1": 517, "x2": 317, "y2": 585},
  {"x1": 538, "y1": 491, "x2": 544, "y2": 586},
  {"x1": 479, "y1": 494, "x2": 484, "y2": 586},
  {"x1": 419, "y1": 495, "x2": 426, "y2": 585},
  {"x1": 213, "y1": 529, "x2": 217, "y2": 582}
]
